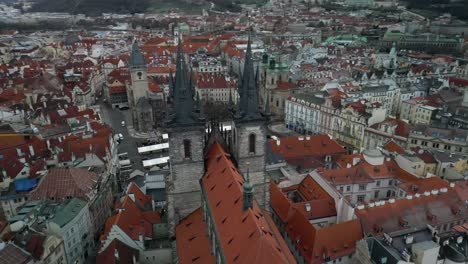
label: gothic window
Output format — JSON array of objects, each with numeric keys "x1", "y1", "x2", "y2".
[
  {"x1": 249, "y1": 134, "x2": 256, "y2": 154},
  {"x1": 183, "y1": 139, "x2": 191, "y2": 159}
]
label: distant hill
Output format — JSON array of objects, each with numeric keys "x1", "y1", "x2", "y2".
[
  {"x1": 27, "y1": 0, "x2": 265, "y2": 16},
  {"x1": 405, "y1": 0, "x2": 468, "y2": 20},
  {"x1": 29, "y1": 0, "x2": 151, "y2": 16}
]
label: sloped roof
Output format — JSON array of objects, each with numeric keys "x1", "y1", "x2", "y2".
[
  {"x1": 269, "y1": 135, "x2": 346, "y2": 168},
  {"x1": 356, "y1": 192, "x2": 468, "y2": 236},
  {"x1": 30, "y1": 168, "x2": 98, "y2": 201},
  {"x1": 200, "y1": 142, "x2": 295, "y2": 264},
  {"x1": 101, "y1": 195, "x2": 160, "y2": 242},
  {"x1": 383, "y1": 141, "x2": 405, "y2": 155},
  {"x1": 0, "y1": 244, "x2": 32, "y2": 264},
  {"x1": 176, "y1": 208, "x2": 215, "y2": 264},
  {"x1": 126, "y1": 182, "x2": 152, "y2": 211},
  {"x1": 96, "y1": 239, "x2": 139, "y2": 264}
]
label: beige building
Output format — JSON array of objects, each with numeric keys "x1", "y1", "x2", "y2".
[
  {"x1": 400, "y1": 98, "x2": 439, "y2": 125},
  {"x1": 408, "y1": 125, "x2": 468, "y2": 154},
  {"x1": 195, "y1": 72, "x2": 237, "y2": 104}
]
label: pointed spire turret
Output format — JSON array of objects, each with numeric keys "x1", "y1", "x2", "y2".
[
  {"x1": 235, "y1": 32, "x2": 263, "y2": 123},
  {"x1": 129, "y1": 41, "x2": 145, "y2": 69},
  {"x1": 165, "y1": 38, "x2": 203, "y2": 127}
]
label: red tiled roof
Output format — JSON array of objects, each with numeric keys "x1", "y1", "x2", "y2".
[
  {"x1": 25, "y1": 234, "x2": 45, "y2": 260},
  {"x1": 356, "y1": 191, "x2": 467, "y2": 236},
  {"x1": 30, "y1": 168, "x2": 98, "y2": 201},
  {"x1": 383, "y1": 141, "x2": 405, "y2": 155},
  {"x1": 276, "y1": 81, "x2": 296, "y2": 90},
  {"x1": 398, "y1": 177, "x2": 449, "y2": 195},
  {"x1": 176, "y1": 208, "x2": 215, "y2": 264},
  {"x1": 270, "y1": 176, "x2": 337, "y2": 222},
  {"x1": 269, "y1": 135, "x2": 346, "y2": 169},
  {"x1": 454, "y1": 180, "x2": 468, "y2": 202},
  {"x1": 109, "y1": 85, "x2": 127, "y2": 94},
  {"x1": 0, "y1": 244, "x2": 32, "y2": 264},
  {"x1": 101, "y1": 195, "x2": 160, "y2": 242},
  {"x1": 96, "y1": 239, "x2": 139, "y2": 264},
  {"x1": 282, "y1": 207, "x2": 362, "y2": 264},
  {"x1": 320, "y1": 157, "x2": 418, "y2": 185},
  {"x1": 200, "y1": 142, "x2": 296, "y2": 264},
  {"x1": 126, "y1": 182, "x2": 153, "y2": 210},
  {"x1": 196, "y1": 72, "x2": 235, "y2": 89}
]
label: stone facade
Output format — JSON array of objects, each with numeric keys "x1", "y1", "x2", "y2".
[
  {"x1": 230, "y1": 120, "x2": 269, "y2": 209},
  {"x1": 167, "y1": 127, "x2": 205, "y2": 236}
]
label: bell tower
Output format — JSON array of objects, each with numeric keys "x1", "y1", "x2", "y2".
[
  {"x1": 129, "y1": 42, "x2": 148, "y2": 104},
  {"x1": 165, "y1": 39, "x2": 206, "y2": 237},
  {"x1": 230, "y1": 35, "x2": 270, "y2": 209}
]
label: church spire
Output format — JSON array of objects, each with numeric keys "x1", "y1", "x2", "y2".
[
  {"x1": 129, "y1": 41, "x2": 145, "y2": 69},
  {"x1": 235, "y1": 32, "x2": 262, "y2": 122},
  {"x1": 165, "y1": 38, "x2": 202, "y2": 127}
]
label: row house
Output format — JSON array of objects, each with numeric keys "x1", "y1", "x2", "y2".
[
  {"x1": 400, "y1": 96, "x2": 441, "y2": 125},
  {"x1": 285, "y1": 93, "x2": 338, "y2": 136},
  {"x1": 363, "y1": 117, "x2": 411, "y2": 150},
  {"x1": 315, "y1": 149, "x2": 421, "y2": 206},
  {"x1": 195, "y1": 72, "x2": 237, "y2": 104},
  {"x1": 408, "y1": 124, "x2": 468, "y2": 154},
  {"x1": 349, "y1": 83, "x2": 398, "y2": 115},
  {"x1": 331, "y1": 100, "x2": 387, "y2": 151},
  {"x1": 105, "y1": 68, "x2": 130, "y2": 109}
]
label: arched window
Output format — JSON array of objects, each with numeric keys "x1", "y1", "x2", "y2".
[
  {"x1": 249, "y1": 134, "x2": 256, "y2": 154},
  {"x1": 183, "y1": 139, "x2": 191, "y2": 159}
]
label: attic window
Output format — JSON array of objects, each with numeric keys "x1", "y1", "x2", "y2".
[
  {"x1": 192, "y1": 256, "x2": 200, "y2": 262},
  {"x1": 234, "y1": 197, "x2": 240, "y2": 204},
  {"x1": 185, "y1": 222, "x2": 193, "y2": 227},
  {"x1": 228, "y1": 182, "x2": 233, "y2": 188},
  {"x1": 222, "y1": 217, "x2": 227, "y2": 224},
  {"x1": 216, "y1": 201, "x2": 221, "y2": 207},
  {"x1": 188, "y1": 236, "x2": 196, "y2": 241},
  {"x1": 228, "y1": 238, "x2": 234, "y2": 244},
  {"x1": 210, "y1": 185, "x2": 216, "y2": 191},
  {"x1": 234, "y1": 254, "x2": 240, "y2": 262},
  {"x1": 249, "y1": 231, "x2": 255, "y2": 238},
  {"x1": 222, "y1": 168, "x2": 227, "y2": 174},
  {"x1": 216, "y1": 155, "x2": 222, "y2": 162}
]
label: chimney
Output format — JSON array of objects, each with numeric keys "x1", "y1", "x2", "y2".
[{"x1": 243, "y1": 162, "x2": 254, "y2": 211}]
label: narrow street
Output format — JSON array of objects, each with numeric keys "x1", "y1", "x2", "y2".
[{"x1": 98, "y1": 98, "x2": 144, "y2": 171}]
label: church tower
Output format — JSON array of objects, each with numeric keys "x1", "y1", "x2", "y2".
[
  {"x1": 165, "y1": 40, "x2": 206, "y2": 236},
  {"x1": 230, "y1": 35, "x2": 270, "y2": 209},
  {"x1": 128, "y1": 42, "x2": 153, "y2": 131},
  {"x1": 129, "y1": 42, "x2": 148, "y2": 104}
]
